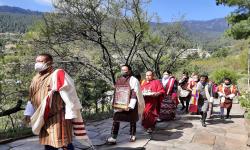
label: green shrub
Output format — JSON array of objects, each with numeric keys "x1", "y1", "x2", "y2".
[
  {"x1": 211, "y1": 69, "x2": 239, "y2": 84},
  {"x1": 212, "y1": 47, "x2": 229, "y2": 58},
  {"x1": 239, "y1": 94, "x2": 250, "y2": 108}
]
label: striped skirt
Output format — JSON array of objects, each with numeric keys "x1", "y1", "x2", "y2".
[
  {"x1": 159, "y1": 96, "x2": 176, "y2": 121},
  {"x1": 39, "y1": 92, "x2": 73, "y2": 148}
]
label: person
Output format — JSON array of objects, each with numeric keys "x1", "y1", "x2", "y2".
[
  {"x1": 159, "y1": 70, "x2": 179, "y2": 121},
  {"x1": 207, "y1": 80, "x2": 217, "y2": 119},
  {"x1": 178, "y1": 72, "x2": 191, "y2": 113},
  {"x1": 196, "y1": 75, "x2": 214, "y2": 127},
  {"x1": 218, "y1": 78, "x2": 237, "y2": 119},
  {"x1": 107, "y1": 65, "x2": 145, "y2": 144},
  {"x1": 134, "y1": 71, "x2": 142, "y2": 84},
  {"x1": 188, "y1": 74, "x2": 200, "y2": 113},
  {"x1": 141, "y1": 70, "x2": 165, "y2": 133},
  {"x1": 23, "y1": 53, "x2": 91, "y2": 150},
  {"x1": 188, "y1": 72, "x2": 198, "y2": 89}
]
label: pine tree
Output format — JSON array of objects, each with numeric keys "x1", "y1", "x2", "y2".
[{"x1": 216, "y1": 0, "x2": 250, "y2": 39}]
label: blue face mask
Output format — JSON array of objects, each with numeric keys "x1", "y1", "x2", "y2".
[{"x1": 201, "y1": 81, "x2": 206, "y2": 86}]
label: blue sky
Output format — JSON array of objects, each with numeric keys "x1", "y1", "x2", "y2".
[
  {"x1": 0, "y1": 0, "x2": 236, "y2": 22},
  {"x1": 0, "y1": 0, "x2": 54, "y2": 12}
]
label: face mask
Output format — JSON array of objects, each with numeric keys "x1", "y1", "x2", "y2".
[
  {"x1": 193, "y1": 78, "x2": 198, "y2": 82},
  {"x1": 121, "y1": 71, "x2": 129, "y2": 77},
  {"x1": 35, "y1": 62, "x2": 49, "y2": 72},
  {"x1": 163, "y1": 75, "x2": 169, "y2": 79},
  {"x1": 225, "y1": 83, "x2": 231, "y2": 85},
  {"x1": 201, "y1": 81, "x2": 206, "y2": 85}
]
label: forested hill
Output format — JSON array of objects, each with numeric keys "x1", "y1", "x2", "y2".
[
  {"x1": 0, "y1": 5, "x2": 43, "y2": 15},
  {"x1": 0, "y1": 5, "x2": 228, "y2": 41},
  {"x1": 183, "y1": 18, "x2": 228, "y2": 33},
  {"x1": 182, "y1": 18, "x2": 228, "y2": 42},
  {"x1": 152, "y1": 18, "x2": 228, "y2": 43},
  {"x1": 0, "y1": 6, "x2": 43, "y2": 33}
]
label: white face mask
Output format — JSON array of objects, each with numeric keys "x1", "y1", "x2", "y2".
[
  {"x1": 34, "y1": 62, "x2": 49, "y2": 72},
  {"x1": 193, "y1": 78, "x2": 198, "y2": 82},
  {"x1": 163, "y1": 75, "x2": 169, "y2": 79}
]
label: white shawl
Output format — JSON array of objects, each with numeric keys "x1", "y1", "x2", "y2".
[
  {"x1": 129, "y1": 76, "x2": 145, "y2": 118},
  {"x1": 29, "y1": 69, "x2": 88, "y2": 140}
]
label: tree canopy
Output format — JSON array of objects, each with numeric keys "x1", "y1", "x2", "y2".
[{"x1": 216, "y1": 0, "x2": 250, "y2": 39}]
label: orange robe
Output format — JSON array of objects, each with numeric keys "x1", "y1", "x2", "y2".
[{"x1": 218, "y1": 84, "x2": 237, "y2": 109}]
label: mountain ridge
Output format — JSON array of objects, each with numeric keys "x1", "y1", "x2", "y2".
[
  {"x1": 0, "y1": 5, "x2": 43, "y2": 15},
  {"x1": 0, "y1": 5, "x2": 228, "y2": 41}
]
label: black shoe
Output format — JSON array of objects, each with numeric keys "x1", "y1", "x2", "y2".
[
  {"x1": 146, "y1": 128, "x2": 153, "y2": 133},
  {"x1": 181, "y1": 106, "x2": 186, "y2": 110},
  {"x1": 220, "y1": 115, "x2": 225, "y2": 120},
  {"x1": 202, "y1": 121, "x2": 206, "y2": 127},
  {"x1": 226, "y1": 115, "x2": 231, "y2": 119}
]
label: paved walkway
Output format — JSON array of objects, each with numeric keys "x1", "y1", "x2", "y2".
[{"x1": 0, "y1": 98, "x2": 248, "y2": 150}]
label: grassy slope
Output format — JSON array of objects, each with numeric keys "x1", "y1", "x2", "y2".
[{"x1": 189, "y1": 40, "x2": 248, "y2": 91}]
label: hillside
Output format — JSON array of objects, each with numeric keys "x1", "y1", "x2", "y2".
[
  {"x1": 0, "y1": 5, "x2": 230, "y2": 52},
  {"x1": 182, "y1": 18, "x2": 228, "y2": 43},
  {"x1": 151, "y1": 18, "x2": 228, "y2": 47},
  {"x1": 0, "y1": 5, "x2": 43, "y2": 15},
  {"x1": 182, "y1": 18, "x2": 228, "y2": 33},
  {"x1": 0, "y1": 6, "x2": 43, "y2": 33}
]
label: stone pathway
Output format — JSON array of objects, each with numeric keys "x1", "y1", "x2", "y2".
[{"x1": 0, "y1": 98, "x2": 248, "y2": 150}]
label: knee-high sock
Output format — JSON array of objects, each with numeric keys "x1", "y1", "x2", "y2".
[
  {"x1": 227, "y1": 108, "x2": 231, "y2": 117},
  {"x1": 180, "y1": 98, "x2": 185, "y2": 107},
  {"x1": 200, "y1": 111, "x2": 203, "y2": 117},
  {"x1": 111, "y1": 121, "x2": 120, "y2": 138},
  {"x1": 207, "y1": 103, "x2": 212, "y2": 118},
  {"x1": 130, "y1": 122, "x2": 136, "y2": 136},
  {"x1": 186, "y1": 98, "x2": 190, "y2": 111},
  {"x1": 202, "y1": 112, "x2": 207, "y2": 122},
  {"x1": 220, "y1": 107, "x2": 224, "y2": 116}
]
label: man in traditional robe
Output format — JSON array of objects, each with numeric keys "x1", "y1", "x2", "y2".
[
  {"x1": 159, "y1": 70, "x2": 178, "y2": 121},
  {"x1": 207, "y1": 80, "x2": 217, "y2": 119},
  {"x1": 218, "y1": 78, "x2": 237, "y2": 119},
  {"x1": 141, "y1": 70, "x2": 165, "y2": 133},
  {"x1": 107, "y1": 65, "x2": 145, "y2": 144},
  {"x1": 196, "y1": 75, "x2": 214, "y2": 127},
  {"x1": 178, "y1": 72, "x2": 191, "y2": 113},
  {"x1": 24, "y1": 53, "x2": 90, "y2": 150}
]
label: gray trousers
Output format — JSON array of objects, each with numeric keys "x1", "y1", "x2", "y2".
[{"x1": 198, "y1": 99, "x2": 208, "y2": 112}]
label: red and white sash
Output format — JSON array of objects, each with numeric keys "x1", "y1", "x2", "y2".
[{"x1": 165, "y1": 77, "x2": 175, "y2": 95}]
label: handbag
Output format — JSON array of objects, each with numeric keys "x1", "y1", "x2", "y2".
[
  {"x1": 209, "y1": 97, "x2": 214, "y2": 103},
  {"x1": 179, "y1": 88, "x2": 190, "y2": 97}
]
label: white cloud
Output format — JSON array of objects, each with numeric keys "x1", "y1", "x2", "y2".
[{"x1": 35, "y1": 0, "x2": 52, "y2": 5}]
